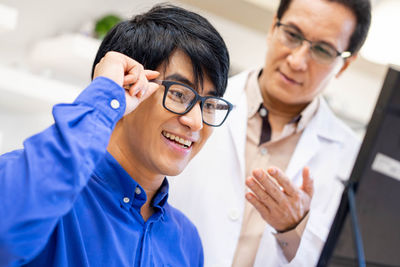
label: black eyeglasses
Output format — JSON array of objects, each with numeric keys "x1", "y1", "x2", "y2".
[
  {"x1": 275, "y1": 20, "x2": 351, "y2": 64},
  {"x1": 153, "y1": 80, "x2": 233, "y2": 127}
]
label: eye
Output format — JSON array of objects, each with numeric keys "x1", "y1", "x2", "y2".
[
  {"x1": 216, "y1": 103, "x2": 230, "y2": 111},
  {"x1": 204, "y1": 99, "x2": 230, "y2": 113},
  {"x1": 171, "y1": 90, "x2": 183, "y2": 98},
  {"x1": 168, "y1": 88, "x2": 189, "y2": 103},
  {"x1": 313, "y1": 44, "x2": 336, "y2": 59},
  {"x1": 204, "y1": 102, "x2": 216, "y2": 109},
  {"x1": 284, "y1": 28, "x2": 303, "y2": 43},
  {"x1": 202, "y1": 102, "x2": 215, "y2": 114}
]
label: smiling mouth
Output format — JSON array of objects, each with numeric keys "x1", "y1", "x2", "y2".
[
  {"x1": 162, "y1": 130, "x2": 193, "y2": 148},
  {"x1": 280, "y1": 71, "x2": 302, "y2": 85}
]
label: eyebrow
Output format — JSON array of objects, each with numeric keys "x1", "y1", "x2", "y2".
[
  {"x1": 165, "y1": 73, "x2": 195, "y2": 88},
  {"x1": 164, "y1": 73, "x2": 219, "y2": 96}
]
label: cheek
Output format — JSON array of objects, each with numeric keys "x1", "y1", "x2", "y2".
[
  {"x1": 308, "y1": 65, "x2": 338, "y2": 93},
  {"x1": 194, "y1": 127, "x2": 213, "y2": 154},
  {"x1": 266, "y1": 38, "x2": 288, "y2": 60},
  {"x1": 126, "y1": 99, "x2": 166, "y2": 139},
  {"x1": 203, "y1": 127, "x2": 213, "y2": 142}
]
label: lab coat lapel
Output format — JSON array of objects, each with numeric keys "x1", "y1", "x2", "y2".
[
  {"x1": 286, "y1": 98, "x2": 342, "y2": 180},
  {"x1": 286, "y1": 118, "x2": 321, "y2": 180},
  {"x1": 225, "y1": 72, "x2": 250, "y2": 180}
]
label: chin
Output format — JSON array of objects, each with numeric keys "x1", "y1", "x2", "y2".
[{"x1": 160, "y1": 163, "x2": 187, "y2": 177}]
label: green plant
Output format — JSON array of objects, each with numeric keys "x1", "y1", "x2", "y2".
[{"x1": 94, "y1": 14, "x2": 122, "y2": 39}]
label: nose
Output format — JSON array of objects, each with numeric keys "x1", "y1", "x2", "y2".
[
  {"x1": 287, "y1": 42, "x2": 309, "y2": 71},
  {"x1": 179, "y1": 102, "x2": 203, "y2": 131}
]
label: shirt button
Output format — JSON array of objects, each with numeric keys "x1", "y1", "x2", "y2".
[
  {"x1": 280, "y1": 241, "x2": 289, "y2": 247},
  {"x1": 259, "y1": 107, "x2": 267, "y2": 117},
  {"x1": 228, "y1": 209, "x2": 240, "y2": 221},
  {"x1": 123, "y1": 197, "x2": 130, "y2": 203},
  {"x1": 110, "y1": 99, "x2": 120, "y2": 109},
  {"x1": 260, "y1": 147, "x2": 268, "y2": 155},
  {"x1": 135, "y1": 187, "x2": 141, "y2": 195}
]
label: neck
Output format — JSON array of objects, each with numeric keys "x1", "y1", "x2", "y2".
[
  {"x1": 107, "y1": 125, "x2": 164, "y2": 221},
  {"x1": 258, "y1": 74, "x2": 309, "y2": 135}
]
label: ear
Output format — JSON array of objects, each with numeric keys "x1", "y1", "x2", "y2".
[{"x1": 335, "y1": 53, "x2": 357, "y2": 78}]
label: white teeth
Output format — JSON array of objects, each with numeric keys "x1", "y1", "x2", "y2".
[{"x1": 162, "y1": 131, "x2": 193, "y2": 147}]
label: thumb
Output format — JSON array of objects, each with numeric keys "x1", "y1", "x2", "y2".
[{"x1": 301, "y1": 167, "x2": 314, "y2": 197}]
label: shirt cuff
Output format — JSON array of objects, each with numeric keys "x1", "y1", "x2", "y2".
[
  {"x1": 73, "y1": 76, "x2": 126, "y2": 128},
  {"x1": 273, "y1": 213, "x2": 310, "y2": 261}
]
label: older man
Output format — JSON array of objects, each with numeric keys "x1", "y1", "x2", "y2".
[{"x1": 169, "y1": 0, "x2": 371, "y2": 266}]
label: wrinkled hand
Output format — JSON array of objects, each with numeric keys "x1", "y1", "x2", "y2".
[
  {"x1": 245, "y1": 166, "x2": 314, "y2": 232},
  {"x1": 93, "y1": 51, "x2": 160, "y2": 115}
]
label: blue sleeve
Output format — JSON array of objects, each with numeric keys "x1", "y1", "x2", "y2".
[{"x1": 0, "y1": 77, "x2": 125, "y2": 266}]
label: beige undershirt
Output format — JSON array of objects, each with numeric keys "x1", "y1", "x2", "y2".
[{"x1": 232, "y1": 70, "x2": 319, "y2": 266}]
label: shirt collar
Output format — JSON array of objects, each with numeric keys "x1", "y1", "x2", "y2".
[
  {"x1": 93, "y1": 152, "x2": 169, "y2": 213},
  {"x1": 296, "y1": 97, "x2": 319, "y2": 132},
  {"x1": 152, "y1": 178, "x2": 169, "y2": 210}
]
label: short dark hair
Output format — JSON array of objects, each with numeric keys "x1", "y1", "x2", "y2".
[
  {"x1": 92, "y1": 4, "x2": 229, "y2": 97},
  {"x1": 276, "y1": 0, "x2": 371, "y2": 54}
]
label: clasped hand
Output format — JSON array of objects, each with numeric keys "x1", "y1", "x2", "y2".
[{"x1": 246, "y1": 167, "x2": 314, "y2": 232}]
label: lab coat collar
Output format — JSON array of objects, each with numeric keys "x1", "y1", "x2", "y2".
[{"x1": 285, "y1": 96, "x2": 349, "y2": 179}]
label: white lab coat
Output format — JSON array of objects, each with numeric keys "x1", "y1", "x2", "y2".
[{"x1": 168, "y1": 71, "x2": 361, "y2": 267}]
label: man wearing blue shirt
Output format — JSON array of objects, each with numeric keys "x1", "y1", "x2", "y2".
[{"x1": 0, "y1": 5, "x2": 230, "y2": 266}]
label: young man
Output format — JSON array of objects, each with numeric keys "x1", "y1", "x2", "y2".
[
  {"x1": 169, "y1": 0, "x2": 371, "y2": 266},
  {"x1": 0, "y1": 5, "x2": 230, "y2": 266}
]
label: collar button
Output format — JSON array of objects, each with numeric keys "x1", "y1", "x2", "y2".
[{"x1": 135, "y1": 187, "x2": 141, "y2": 195}]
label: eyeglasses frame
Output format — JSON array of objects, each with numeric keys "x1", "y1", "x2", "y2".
[
  {"x1": 155, "y1": 79, "x2": 233, "y2": 127},
  {"x1": 275, "y1": 20, "x2": 352, "y2": 63}
]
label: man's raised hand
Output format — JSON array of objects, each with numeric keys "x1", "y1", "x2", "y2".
[
  {"x1": 245, "y1": 166, "x2": 314, "y2": 232},
  {"x1": 93, "y1": 51, "x2": 160, "y2": 115}
]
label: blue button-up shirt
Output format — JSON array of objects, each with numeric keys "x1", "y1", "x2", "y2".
[{"x1": 0, "y1": 77, "x2": 203, "y2": 266}]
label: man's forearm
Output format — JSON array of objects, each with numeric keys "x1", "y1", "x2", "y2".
[
  {"x1": 274, "y1": 213, "x2": 310, "y2": 261},
  {"x1": 0, "y1": 77, "x2": 124, "y2": 265}
]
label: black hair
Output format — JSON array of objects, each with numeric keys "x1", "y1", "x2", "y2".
[
  {"x1": 276, "y1": 0, "x2": 371, "y2": 54},
  {"x1": 92, "y1": 4, "x2": 229, "y2": 96}
]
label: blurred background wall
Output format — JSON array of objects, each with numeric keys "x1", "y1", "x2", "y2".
[{"x1": 0, "y1": 0, "x2": 395, "y2": 154}]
